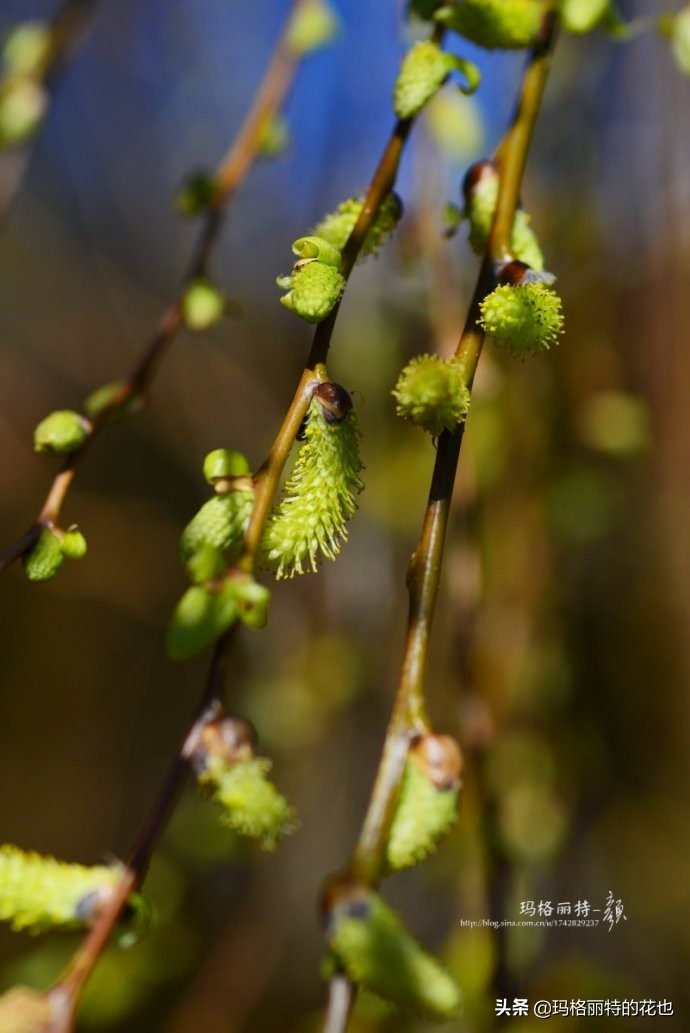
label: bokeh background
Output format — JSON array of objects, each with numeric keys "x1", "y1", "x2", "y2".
[{"x1": 1, "y1": 1, "x2": 689, "y2": 1030}]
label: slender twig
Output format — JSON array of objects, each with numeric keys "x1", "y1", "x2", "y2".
[
  {"x1": 238, "y1": 32, "x2": 450, "y2": 552},
  {"x1": 0, "y1": 0, "x2": 307, "y2": 574},
  {"x1": 320, "y1": 16, "x2": 559, "y2": 1028},
  {"x1": 0, "y1": 0, "x2": 100, "y2": 214},
  {"x1": 322, "y1": 973, "x2": 356, "y2": 1033},
  {"x1": 42, "y1": 104, "x2": 425, "y2": 1033},
  {"x1": 240, "y1": 109, "x2": 422, "y2": 564}
]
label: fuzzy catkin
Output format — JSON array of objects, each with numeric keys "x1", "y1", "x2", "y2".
[
  {"x1": 0, "y1": 845, "x2": 120, "y2": 933},
  {"x1": 262, "y1": 398, "x2": 364, "y2": 578}
]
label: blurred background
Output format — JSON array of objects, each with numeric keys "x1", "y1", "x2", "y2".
[{"x1": 0, "y1": 0, "x2": 689, "y2": 1030}]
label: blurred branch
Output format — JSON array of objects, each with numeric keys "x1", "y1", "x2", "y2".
[
  {"x1": 0, "y1": 0, "x2": 308, "y2": 575},
  {"x1": 0, "y1": 0, "x2": 99, "y2": 213},
  {"x1": 320, "y1": 15, "x2": 559, "y2": 1027},
  {"x1": 323, "y1": 974, "x2": 355, "y2": 1033},
  {"x1": 45, "y1": 630, "x2": 236, "y2": 1033}
]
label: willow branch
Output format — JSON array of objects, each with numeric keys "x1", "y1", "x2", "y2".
[
  {"x1": 239, "y1": 32, "x2": 451, "y2": 559},
  {"x1": 35, "y1": 66, "x2": 430, "y2": 1033},
  {"x1": 321, "y1": 15, "x2": 559, "y2": 1028},
  {"x1": 322, "y1": 974, "x2": 356, "y2": 1033},
  {"x1": 240, "y1": 109, "x2": 423, "y2": 565},
  {"x1": 0, "y1": 0, "x2": 307, "y2": 574}
]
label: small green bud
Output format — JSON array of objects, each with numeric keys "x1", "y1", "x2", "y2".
[
  {"x1": 203, "y1": 448, "x2": 252, "y2": 485},
  {"x1": 386, "y1": 734, "x2": 463, "y2": 872},
  {"x1": 60, "y1": 526, "x2": 87, "y2": 560},
  {"x1": 325, "y1": 886, "x2": 462, "y2": 1019},
  {"x1": 0, "y1": 986, "x2": 53, "y2": 1033},
  {"x1": 462, "y1": 160, "x2": 544, "y2": 269},
  {"x1": 182, "y1": 277, "x2": 225, "y2": 331},
  {"x1": 0, "y1": 79, "x2": 47, "y2": 148},
  {"x1": 393, "y1": 42, "x2": 458, "y2": 120},
  {"x1": 174, "y1": 171, "x2": 216, "y2": 217},
  {"x1": 84, "y1": 380, "x2": 143, "y2": 422},
  {"x1": 286, "y1": 0, "x2": 339, "y2": 54},
  {"x1": 233, "y1": 576, "x2": 270, "y2": 629},
  {"x1": 180, "y1": 492, "x2": 253, "y2": 564},
  {"x1": 292, "y1": 235, "x2": 341, "y2": 267},
  {"x1": 393, "y1": 355, "x2": 471, "y2": 436},
  {"x1": 33, "y1": 410, "x2": 91, "y2": 455},
  {"x1": 3, "y1": 22, "x2": 52, "y2": 76},
  {"x1": 559, "y1": 0, "x2": 610, "y2": 33},
  {"x1": 278, "y1": 261, "x2": 345, "y2": 323},
  {"x1": 185, "y1": 544, "x2": 226, "y2": 584},
  {"x1": 258, "y1": 113, "x2": 290, "y2": 158},
  {"x1": 23, "y1": 530, "x2": 64, "y2": 582},
  {"x1": 197, "y1": 755, "x2": 296, "y2": 850},
  {"x1": 435, "y1": 0, "x2": 547, "y2": 50},
  {"x1": 167, "y1": 581, "x2": 239, "y2": 661},
  {"x1": 479, "y1": 282, "x2": 564, "y2": 355}
]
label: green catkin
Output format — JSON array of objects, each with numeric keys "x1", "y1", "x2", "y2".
[
  {"x1": 167, "y1": 582, "x2": 238, "y2": 661},
  {"x1": 393, "y1": 355, "x2": 471, "y2": 436},
  {"x1": 33, "y1": 410, "x2": 90, "y2": 455},
  {"x1": 435, "y1": 0, "x2": 547, "y2": 50},
  {"x1": 479, "y1": 282, "x2": 564, "y2": 355},
  {"x1": 393, "y1": 41, "x2": 457, "y2": 119},
  {"x1": 180, "y1": 492, "x2": 254, "y2": 566},
  {"x1": 278, "y1": 261, "x2": 345, "y2": 323},
  {"x1": 386, "y1": 761, "x2": 459, "y2": 871},
  {"x1": 262, "y1": 395, "x2": 364, "y2": 578},
  {"x1": 198, "y1": 757, "x2": 296, "y2": 851},
  {"x1": 312, "y1": 192, "x2": 402, "y2": 256},
  {"x1": 464, "y1": 165, "x2": 544, "y2": 269},
  {"x1": 327, "y1": 888, "x2": 462, "y2": 1019},
  {"x1": 0, "y1": 845, "x2": 121, "y2": 933},
  {"x1": 23, "y1": 530, "x2": 64, "y2": 582}
]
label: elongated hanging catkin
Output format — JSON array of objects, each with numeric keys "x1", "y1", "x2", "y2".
[{"x1": 262, "y1": 384, "x2": 364, "y2": 579}]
